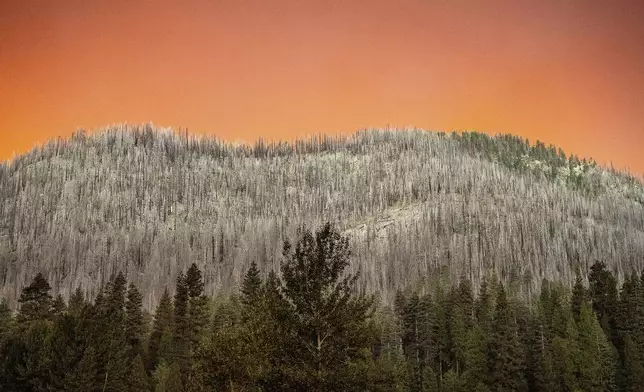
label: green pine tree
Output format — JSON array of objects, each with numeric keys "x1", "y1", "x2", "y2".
[
  {"x1": 588, "y1": 261, "x2": 618, "y2": 345},
  {"x1": 571, "y1": 274, "x2": 587, "y2": 323},
  {"x1": 125, "y1": 283, "x2": 145, "y2": 358},
  {"x1": 126, "y1": 354, "x2": 151, "y2": 392},
  {"x1": 241, "y1": 261, "x2": 262, "y2": 309},
  {"x1": 17, "y1": 273, "x2": 53, "y2": 324},
  {"x1": 68, "y1": 287, "x2": 87, "y2": 317},
  {"x1": 277, "y1": 223, "x2": 375, "y2": 390},
  {"x1": 172, "y1": 272, "x2": 190, "y2": 377},
  {"x1": 186, "y1": 263, "x2": 209, "y2": 354},
  {"x1": 148, "y1": 288, "x2": 174, "y2": 373},
  {"x1": 487, "y1": 284, "x2": 527, "y2": 392},
  {"x1": 575, "y1": 302, "x2": 616, "y2": 392}
]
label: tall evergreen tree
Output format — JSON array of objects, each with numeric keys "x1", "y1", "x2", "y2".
[
  {"x1": 570, "y1": 274, "x2": 587, "y2": 323},
  {"x1": 96, "y1": 272, "x2": 129, "y2": 392},
  {"x1": 172, "y1": 271, "x2": 190, "y2": 379},
  {"x1": 487, "y1": 284, "x2": 527, "y2": 392},
  {"x1": 125, "y1": 283, "x2": 145, "y2": 358},
  {"x1": 17, "y1": 273, "x2": 53, "y2": 324},
  {"x1": 241, "y1": 261, "x2": 262, "y2": 309},
  {"x1": 148, "y1": 288, "x2": 174, "y2": 373},
  {"x1": 186, "y1": 263, "x2": 209, "y2": 353},
  {"x1": 618, "y1": 274, "x2": 644, "y2": 392},
  {"x1": 68, "y1": 287, "x2": 87, "y2": 317},
  {"x1": 277, "y1": 223, "x2": 375, "y2": 390},
  {"x1": 575, "y1": 302, "x2": 616, "y2": 392},
  {"x1": 588, "y1": 261, "x2": 618, "y2": 344}
]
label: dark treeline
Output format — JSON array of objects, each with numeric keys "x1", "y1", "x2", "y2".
[{"x1": 1, "y1": 224, "x2": 644, "y2": 391}]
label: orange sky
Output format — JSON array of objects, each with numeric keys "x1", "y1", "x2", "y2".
[{"x1": 1, "y1": 0, "x2": 643, "y2": 174}]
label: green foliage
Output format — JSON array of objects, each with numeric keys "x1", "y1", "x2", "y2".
[
  {"x1": 148, "y1": 288, "x2": 174, "y2": 373},
  {"x1": 17, "y1": 272, "x2": 53, "y2": 324},
  {"x1": 125, "y1": 284, "x2": 145, "y2": 358},
  {"x1": 3, "y1": 235, "x2": 644, "y2": 391},
  {"x1": 487, "y1": 285, "x2": 527, "y2": 392},
  {"x1": 241, "y1": 260, "x2": 262, "y2": 309},
  {"x1": 274, "y1": 223, "x2": 375, "y2": 390}
]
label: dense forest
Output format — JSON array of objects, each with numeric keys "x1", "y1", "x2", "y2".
[
  {"x1": 1, "y1": 125, "x2": 643, "y2": 310},
  {"x1": 1, "y1": 223, "x2": 643, "y2": 392}
]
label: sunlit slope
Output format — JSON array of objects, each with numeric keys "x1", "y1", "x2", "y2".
[{"x1": 1, "y1": 124, "x2": 642, "y2": 309}]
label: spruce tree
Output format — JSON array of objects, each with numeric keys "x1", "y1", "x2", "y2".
[
  {"x1": 588, "y1": 261, "x2": 618, "y2": 344},
  {"x1": 126, "y1": 354, "x2": 151, "y2": 392},
  {"x1": 68, "y1": 287, "x2": 87, "y2": 317},
  {"x1": 65, "y1": 346, "x2": 99, "y2": 392},
  {"x1": 96, "y1": 272, "x2": 129, "y2": 392},
  {"x1": 575, "y1": 302, "x2": 616, "y2": 392},
  {"x1": 186, "y1": 263, "x2": 208, "y2": 354},
  {"x1": 172, "y1": 272, "x2": 190, "y2": 377},
  {"x1": 0, "y1": 298, "x2": 12, "y2": 341},
  {"x1": 277, "y1": 223, "x2": 375, "y2": 390},
  {"x1": 487, "y1": 284, "x2": 527, "y2": 392},
  {"x1": 52, "y1": 294, "x2": 67, "y2": 316},
  {"x1": 148, "y1": 288, "x2": 174, "y2": 373},
  {"x1": 17, "y1": 272, "x2": 53, "y2": 324},
  {"x1": 570, "y1": 274, "x2": 586, "y2": 323},
  {"x1": 241, "y1": 261, "x2": 263, "y2": 309},
  {"x1": 125, "y1": 283, "x2": 145, "y2": 358},
  {"x1": 618, "y1": 274, "x2": 644, "y2": 392},
  {"x1": 463, "y1": 323, "x2": 489, "y2": 391}
]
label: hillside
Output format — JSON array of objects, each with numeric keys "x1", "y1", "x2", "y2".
[{"x1": 1, "y1": 124, "x2": 643, "y2": 309}]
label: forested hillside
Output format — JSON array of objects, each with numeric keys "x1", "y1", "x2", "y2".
[
  {"x1": 0, "y1": 124, "x2": 643, "y2": 309},
  {"x1": 2, "y1": 224, "x2": 644, "y2": 391}
]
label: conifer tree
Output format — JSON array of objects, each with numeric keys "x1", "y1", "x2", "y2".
[
  {"x1": 186, "y1": 263, "x2": 209, "y2": 353},
  {"x1": 148, "y1": 288, "x2": 174, "y2": 373},
  {"x1": 588, "y1": 261, "x2": 618, "y2": 344},
  {"x1": 0, "y1": 298, "x2": 12, "y2": 341},
  {"x1": 172, "y1": 272, "x2": 190, "y2": 377},
  {"x1": 575, "y1": 302, "x2": 616, "y2": 392},
  {"x1": 396, "y1": 292, "x2": 424, "y2": 392},
  {"x1": 463, "y1": 323, "x2": 489, "y2": 391},
  {"x1": 570, "y1": 274, "x2": 587, "y2": 323},
  {"x1": 65, "y1": 346, "x2": 99, "y2": 392},
  {"x1": 241, "y1": 261, "x2": 262, "y2": 309},
  {"x1": 68, "y1": 287, "x2": 87, "y2": 317},
  {"x1": 17, "y1": 272, "x2": 53, "y2": 324},
  {"x1": 475, "y1": 278, "x2": 494, "y2": 335},
  {"x1": 526, "y1": 316, "x2": 556, "y2": 392},
  {"x1": 97, "y1": 272, "x2": 129, "y2": 392},
  {"x1": 487, "y1": 284, "x2": 527, "y2": 392},
  {"x1": 278, "y1": 223, "x2": 375, "y2": 390},
  {"x1": 125, "y1": 283, "x2": 145, "y2": 358},
  {"x1": 52, "y1": 294, "x2": 67, "y2": 316},
  {"x1": 126, "y1": 354, "x2": 151, "y2": 392},
  {"x1": 618, "y1": 274, "x2": 644, "y2": 392}
]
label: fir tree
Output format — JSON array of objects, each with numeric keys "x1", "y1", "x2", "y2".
[
  {"x1": 97, "y1": 272, "x2": 129, "y2": 392},
  {"x1": 148, "y1": 288, "x2": 174, "y2": 373},
  {"x1": 0, "y1": 298, "x2": 12, "y2": 340},
  {"x1": 65, "y1": 346, "x2": 99, "y2": 392},
  {"x1": 172, "y1": 272, "x2": 190, "y2": 376},
  {"x1": 125, "y1": 283, "x2": 145, "y2": 358},
  {"x1": 588, "y1": 261, "x2": 618, "y2": 344},
  {"x1": 126, "y1": 354, "x2": 151, "y2": 392},
  {"x1": 570, "y1": 274, "x2": 587, "y2": 323},
  {"x1": 68, "y1": 287, "x2": 87, "y2": 317},
  {"x1": 186, "y1": 263, "x2": 209, "y2": 354},
  {"x1": 487, "y1": 284, "x2": 527, "y2": 392},
  {"x1": 17, "y1": 272, "x2": 53, "y2": 324},
  {"x1": 52, "y1": 294, "x2": 67, "y2": 316},
  {"x1": 241, "y1": 261, "x2": 262, "y2": 309},
  {"x1": 278, "y1": 223, "x2": 375, "y2": 390},
  {"x1": 575, "y1": 302, "x2": 616, "y2": 392}
]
